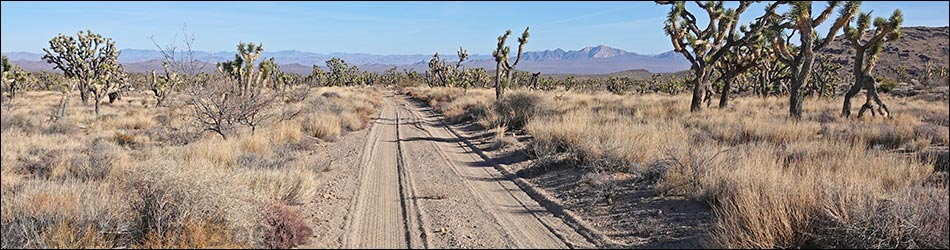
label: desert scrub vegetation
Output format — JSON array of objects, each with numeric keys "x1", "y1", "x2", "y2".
[
  {"x1": 403, "y1": 86, "x2": 949, "y2": 248},
  {"x1": 1, "y1": 84, "x2": 382, "y2": 248}
]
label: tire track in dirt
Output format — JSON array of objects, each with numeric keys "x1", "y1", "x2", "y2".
[
  {"x1": 342, "y1": 93, "x2": 592, "y2": 249},
  {"x1": 395, "y1": 101, "x2": 431, "y2": 249},
  {"x1": 343, "y1": 96, "x2": 413, "y2": 249},
  {"x1": 393, "y1": 95, "x2": 592, "y2": 249}
]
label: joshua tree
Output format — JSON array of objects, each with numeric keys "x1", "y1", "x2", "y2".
[
  {"x1": 658, "y1": 1, "x2": 780, "y2": 112},
  {"x1": 750, "y1": 41, "x2": 790, "y2": 97},
  {"x1": 840, "y1": 8, "x2": 902, "y2": 118},
  {"x1": 1, "y1": 56, "x2": 34, "y2": 99},
  {"x1": 427, "y1": 52, "x2": 449, "y2": 86},
  {"x1": 148, "y1": 62, "x2": 181, "y2": 106},
  {"x1": 308, "y1": 65, "x2": 327, "y2": 86},
  {"x1": 325, "y1": 57, "x2": 351, "y2": 87},
  {"x1": 529, "y1": 72, "x2": 541, "y2": 90},
  {"x1": 770, "y1": 1, "x2": 860, "y2": 119},
  {"x1": 217, "y1": 42, "x2": 264, "y2": 94},
  {"x1": 42, "y1": 31, "x2": 118, "y2": 105},
  {"x1": 382, "y1": 66, "x2": 399, "y2": 86},
  {"x1": 606, "y1": 76, "x2": 629, "y2": 95},
  {"x1": 455, "y1": 47, "x2": 470, "y2": 89},
  {"x1": 258, "y1": 57, "x2": 292, "y2": 92},
  {"x1": 43, "y1": 30, "x2": 125, "y2": 117},
  {"x1": 811, "y1": 54, "x2": 844, "y2": 98},
  {"x1": 563, "y1": 75, "x2": 577, "y2": 91},
  {"x1": 714, "y1": 35, "x2": 766, "y2": 108},
  {"x1": 492, "y1": 27, "x2": 530, "y2": 99}
]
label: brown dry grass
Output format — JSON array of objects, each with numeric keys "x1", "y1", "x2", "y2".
[
  {"x1": 1, "y1": 87, "x2": 382, "y2": 248},
  {"x1": 405, "y1": 86, "x2": 949, "y2": 248}
]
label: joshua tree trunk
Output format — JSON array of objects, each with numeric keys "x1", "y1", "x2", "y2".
[
  {"x1": 689, "y1": 69, "x2": 709, "y2": 112},
  {"x1": 789, "y1": 76, "x2": 806, "y2": 119},
  {"x1": 841, "y1": 76, "x2": 865, "y2": 118},
  {"x1": 54, "y1": 92, "x2": 69, "y2": 121},
  {"x1": 495, "y1": 65, "x2": 504, "y2": 99},
  {"x1": 856, "y1": 76, "x2": 890, "y2": 118},
  {"x1": 719, "y1": 77, "x2": 734, "y2": 108},
  {"x1": 94, "y1": 96, "x2": 101, "y2": 117},
  {"x1": 79, "y1": 81, "x2": 90, "y2": 104}
]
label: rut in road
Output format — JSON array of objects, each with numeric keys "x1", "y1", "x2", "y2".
[
  {"x1": 343, "y1": 93, "x2": 591, "y2": 249},
  {"x1": 343, "y1": 96, "x2": 417, "y2": 248}
]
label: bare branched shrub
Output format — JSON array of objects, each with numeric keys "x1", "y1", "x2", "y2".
[
  {"x1": 259, "y1": 203, "x2": 312, "y2": 249},
  {"x1": 581, "y1": 166, "x2": 620, "y2": 205},
  {"x1": 187, "y1": 78, "x2": 277, "y2": 139}
]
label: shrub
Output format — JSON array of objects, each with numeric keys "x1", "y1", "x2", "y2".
[
  {"x1": 240, "y1": 166, "x2": 316, "y2": 205},
  {"x1": 301, "y1": 113, "x2": 341, "y2": 141},
  {"x1": 63, "y1": 141, "x2": 121, "y2": 181},
  {"x1": 113, "y1": 131, "x2": 138, "y2": 147},
  {"x1": 0, "y1": 182, "x2": 132, "y2": 249},
  {"x1": 489, "y1": 125, "x2": 516, "y2": 150},
  {"x1": 259, "y1": 203, "x2": 312, "y2": 249},
  {"x1": 44, "y1": 120, "x2": 79, "y2": 135},
  {"x1": 494, "y1": 92, "x2": 542, "y2": 130},
  {"x1": 116, "y1": 160, "x2": 259, "y2": 247},
  {"x1": 581, "y1": 170, "x2": 619, "y2": 205},
  {"x1": 877, "y1": 78, "x2": 899, "y2": 93}
]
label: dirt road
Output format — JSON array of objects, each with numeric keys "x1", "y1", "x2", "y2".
[{"x1": 340, "y1": 93, "x2": 592, "y2": 249}]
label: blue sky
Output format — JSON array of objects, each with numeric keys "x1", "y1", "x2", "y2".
[{"x1": 2, "y1": 1, "x2": 947, "y2": 55}]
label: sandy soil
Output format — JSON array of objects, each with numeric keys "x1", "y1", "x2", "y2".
[
  {"x1": 300, "y1": 91, "x2": 593, "y2": 248},
  {"x1": 408, "y1": 95, "x2": 717, "y2": 248}
]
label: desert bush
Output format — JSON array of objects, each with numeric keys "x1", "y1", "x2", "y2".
[
  {"x1": 116, "y1": 160, "x2": 260, "y2": 247},
  {"x1": 877, "y1": 78, "x2": 899, "y2": 93},
  {"x1": 406, "y1": 86, "x2": 947, "y2": 249},
  {"x1": 259, "y1": 203, "x2": 313, "y2": 249},
  {"x1": 655, "y1": 146, "x2": 727, "y2": 198},
  {"x1": 0, "y1": 113, "x2": 39, "y2": 133},
  {"x1": 43, "y1": 120, "x2": 79, "y2": 135},
  {"x1": 14, "y1": 148, "x2": 64, "y2": 180},
  {"x1": 581, "y1": 167, "x2": 620, "y2": 205},
  {"x1": 239, "y1": 164, "x2": 316, "y2": 205},
  {"x1": 914, "y1": 123, "x2": 950, "y2": 146},
  {"x1": 1, "y1": 181, "x2": 132, "y2": 249},
  {"x1": 494, "y1": 92, "x2": 542, "y2": 130},
  {"x1": 301, "y1": 112, "x2": 341, "y2": 141},
  {"x1": 112, "y1": 131, "x2": 138, "y2": 147},
  {"x1": 489, "y1": 125, "x2": 516, "y2": 150},
  {"x1": 187, "y1": 78, "x2": 277, "y2": 139},
  {"x1": 812, "y1": 186, "x2": 950, "y2": 249},
  {"x1": 61, "y1": 141, "x2": 123, "y2": 181}
]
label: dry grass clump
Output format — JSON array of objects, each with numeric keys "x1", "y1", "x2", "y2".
[
  {"x1": 302, "y1": 112, "x2": 343, "y2": 141},
  {"x1": 298, "y1": 87, "x2": 384, "y2": 141},
  {"x1": 405, "y1": 86, "x2": 948, "y2": 248},
  {"x1": 489, "y1": 125, "x2": 517, "y2": 150},
  {"x1": 405, "y1": 87, "x2": 495, "y2": 125},
  {"x1": 238, "y1": 164, "x2": 317, "y2": 205},
  {"x1": 2, "y1": 87, "x2": 381, "y2": 248},
  {"x1": 1, "y1": 181, "x2": 131, "y2": 249},
  {"x1": 115, "y1": 159, "x2": 261, "y2": 247}
]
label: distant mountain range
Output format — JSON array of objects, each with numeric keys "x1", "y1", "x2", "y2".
[
  {"x1": 8, "y1": 26, "x2": 945, "y2": 77},
  {"x1": 3, "y1": 45, "x2": 691, "y2": 75}
]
